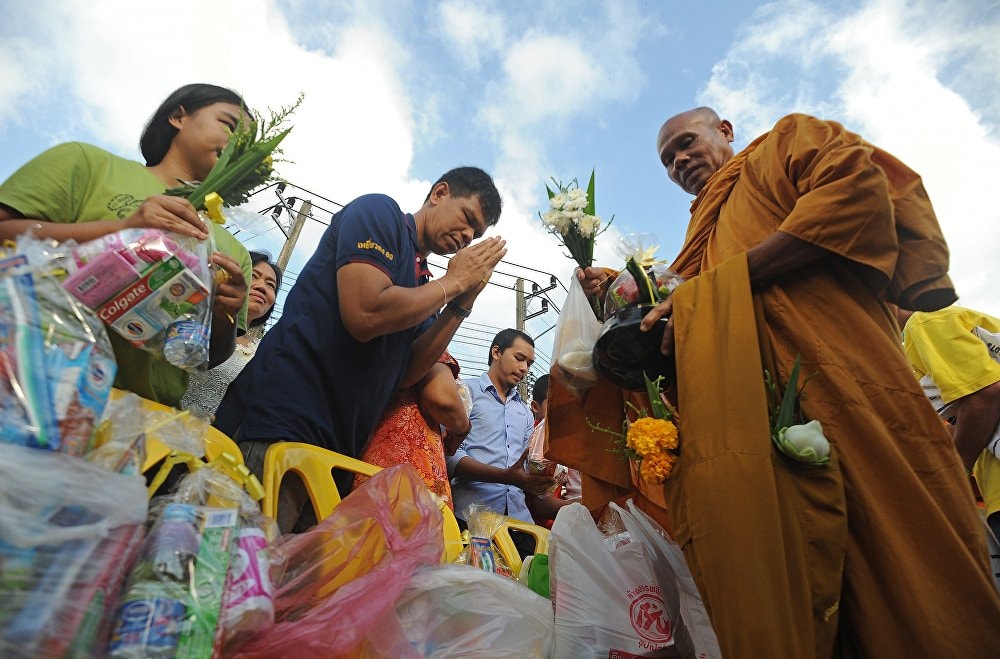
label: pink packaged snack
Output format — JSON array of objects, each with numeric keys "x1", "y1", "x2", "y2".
[{"x1": 62, "y1": 250, "x2": 143, "y2": 308}]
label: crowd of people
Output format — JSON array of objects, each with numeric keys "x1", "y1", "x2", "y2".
[{"x1": 1, "y1": 82, "x2": 999, "y2": 654}]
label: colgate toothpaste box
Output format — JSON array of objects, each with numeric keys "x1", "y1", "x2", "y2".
[{"x1": 96, "y1": 257, "x2": 209, "y2": 346}]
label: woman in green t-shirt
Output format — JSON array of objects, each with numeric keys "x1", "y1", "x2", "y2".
[{"x1": 0, "y1": 83, "x2": 252, "y2": 406}]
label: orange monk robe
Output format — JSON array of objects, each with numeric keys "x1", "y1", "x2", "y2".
[{"x1": 669, "y1": 113, "x2": 1000, "y2": 657}]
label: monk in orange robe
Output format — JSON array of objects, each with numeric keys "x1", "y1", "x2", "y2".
[{"x1": 624, "y1": 108, "x2": 1000, "y2": 656}]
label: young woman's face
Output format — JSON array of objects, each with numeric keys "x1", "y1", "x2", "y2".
[
  {"x1": 170, "y1": 101, "x2": 244, "y2": 180},
  {"x1": 247, "y1": 261, "x2": 279, "y2": 323}
]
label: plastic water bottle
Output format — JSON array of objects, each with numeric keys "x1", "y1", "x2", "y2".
[
  {"x1": 150, "y1": 503, "x2": 201, "y2": 582},
  {"x1": 163, "y1": 319, "x2": 209, "y2": 368},
  {"x1": 108, "y1": 504, "x2": 201, "y2": 657}
]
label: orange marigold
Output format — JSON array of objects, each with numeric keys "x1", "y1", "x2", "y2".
[
  {"x1": 638, "y1": 451, "x2": 677, "y2": 484},
  {"x1": 626, "y1": 417, "x2": 679, "y2": 456}
]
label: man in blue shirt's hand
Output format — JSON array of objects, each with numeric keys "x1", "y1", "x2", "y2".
[
  {"x1": 447, "y1": 329, "x2": 556, "y2": 523},
  {"x1": 215, "y1": 167, "x2": 506, "y2": 533}
]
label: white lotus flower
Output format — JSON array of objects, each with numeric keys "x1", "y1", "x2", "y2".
[{"x1": 775, "y1": 419, "x2": 830, "y2": 465}]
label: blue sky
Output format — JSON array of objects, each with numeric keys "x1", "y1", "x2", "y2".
[{"x1": 2, "y1": 0, "x2": 998, "y2": 377}]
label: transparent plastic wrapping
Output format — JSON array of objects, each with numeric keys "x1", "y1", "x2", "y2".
[
  {"x1": 107, "y1": 500, "x2": 241, "y2": 658},
  {"x1": 367, "y1": 564, "x2": 555, "y2": 658},
  {"x1": 172, "y1": 463, "x2": 282, "y2": 653},
  {"x1": 58, "y1": 227, "x2": 216, "y2": 372},
  {"x1": 0, "y1": 247, "x2": 117, "y2": 455},
  {"x1": 0, "y1": 442, "x2": 148, "y2": 657},
  {"x1": 231, "y1": 464, "x2": 443, "y2": 659},
  {"x1": 459, "y1": 504, "x2": 516, "y2": 580}
]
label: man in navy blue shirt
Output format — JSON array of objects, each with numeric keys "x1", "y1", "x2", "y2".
[
  {"x1": 215, "y1": 167, "x2": 505, "y2": 531},
  {"x1": 447, "y1": 329, "x2": 555, "y2": 523}
]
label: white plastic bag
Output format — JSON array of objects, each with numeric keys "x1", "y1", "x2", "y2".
[
  {"x1": 549, "y1": 503, "x2": 677, "y2": 658},
  {"x1": 613, "y1": 501, "x2": 721, "y2": 659},
  {"x1": 552, "y1": 276, "x2": 602, "y2": 396}
]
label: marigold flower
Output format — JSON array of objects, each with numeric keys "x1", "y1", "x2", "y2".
[
  {"x1": 627, "y1": 417, "x2": 678, "y2": 456},
  {"x1": 639, "y1": 451, "x2": 677, "y2": 484}
]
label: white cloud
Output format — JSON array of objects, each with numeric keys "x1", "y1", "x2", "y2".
[
  {"x1": 437, "y1": 0, "x2": 507, "y2": 70},
  {"x1": 698, "y1": 0, "x2": 1000, "y2": 315}
]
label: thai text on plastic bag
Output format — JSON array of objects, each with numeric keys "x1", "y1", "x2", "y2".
[
  {"x1": 57, "y1": 227, "x2": 217, "y2": 372},
  {"x1": 0, "y1": 442, "x2": 148, "y2": 657},
  {"x1": 552, "y1": 275, "x2": 602, "y2": 396},
  {"x1": 231, "y1": 464, "x2": 444, "y2": 659},
  {"x1": 0, "y1": 247, "x2": 117, "y2": 455},
  {"x1": 612, "y1": 500, "x2": 721, "y2": 659},
  {"x1": 359, "y1": 564, "x2": 554, "y2": 658},
  {"x1": 549, "y1": 502, "x2": 682, "y2": 658}
]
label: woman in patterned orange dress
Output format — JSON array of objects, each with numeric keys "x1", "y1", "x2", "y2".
[{"x1": 353, "y1": 352, "x2": 471, "y2": 508}]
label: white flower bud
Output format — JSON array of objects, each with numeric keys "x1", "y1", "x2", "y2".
[{"x1": 777, "y1": 419, "x2": 830, "y2": 464}]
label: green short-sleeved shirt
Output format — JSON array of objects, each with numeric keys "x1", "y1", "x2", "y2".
[{"x1": 0, "y1": 141, "x2": 251, "y2": 406}]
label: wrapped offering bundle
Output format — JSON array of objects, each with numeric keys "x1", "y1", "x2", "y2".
[
  {"x1": 0, "y1": 250, "x2": 117, "y2": 454},
  {"x1": 61, "y1": 228, "x2": 214, "y2": 371}
]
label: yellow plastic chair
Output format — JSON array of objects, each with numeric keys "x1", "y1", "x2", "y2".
[
  {"x1": 109, "y1": 389, "x2": 256, "y2": 498},
  {"x1": 261, "y1": 442, "x2": 464, "y2": 562},
  {"x1": 494, "y1": 518, "x2": 551, "y2": 576}
]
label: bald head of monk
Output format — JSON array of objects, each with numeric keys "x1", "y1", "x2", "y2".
[{"x1": 656, "y1": 107, "x2": 735, "y2": 195}]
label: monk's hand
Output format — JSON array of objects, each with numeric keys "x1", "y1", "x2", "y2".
[
  {"x1": 640, "y1": 296, "x2": 675, "y2": 357},
  {"x1": 210, "y1": 252, "x2": 247, "y2": 322},
  {"x1": 124, "y1": 194, "x2": 209, "y2": 240},
  {"x1": 446, "y1": 236, "x2": 507, "y2": 293},
  {"x1": 576, "y1": 266, "x2": 605, "y2": 297},
  {"x1": 510, "y1": 448, "x2": 556, "y2": 497}
]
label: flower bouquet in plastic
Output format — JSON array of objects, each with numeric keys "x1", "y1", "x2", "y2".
[{"x1": 593, "y1": 240, "x2": 683, "y2": 391}]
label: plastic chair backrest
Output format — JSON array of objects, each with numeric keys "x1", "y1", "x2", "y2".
[
  {"x1": 493, "y1": 518, "x2": 550, "y2": 576},
  {"x1": 261, "y1": 442, "x2": 464, "y2": 562}
]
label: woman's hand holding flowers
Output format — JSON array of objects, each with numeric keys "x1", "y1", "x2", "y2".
[{"x1": 124, "y1": 194, "x2": 209, "y2": 240}]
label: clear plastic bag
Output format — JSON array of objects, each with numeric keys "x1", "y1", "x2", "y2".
[
  {"x1": 459, "y1": 504, "x2": 517, "y2": 580},
  {"x1": 364, "y1": 564, "x2": 555, "y2": 658},
  {"x1": 0, "y1": 247, "x2": 117, "y2": 455},
  {"x1": 230, "y1": 464, "x2": 443, "y2": 658},
  {"x1": 173, "y1": 466, "x2": 282, "y2": 655},
  {"x1": 107, "y1": 500, "x2": 241, "y2": 658},
  {"x1": 552, "y1": 275, "x2": 603, "y2": 397},
  {"x1": 59, "y1": 227, "x2": 216, "y2": 372},
  {"x1": 0, "y1": 442, "x2": 148, "y2": 657}
]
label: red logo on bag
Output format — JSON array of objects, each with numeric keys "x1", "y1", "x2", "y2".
[{"x1": 628, "y1": 590, "x2": 672, "y2": 645}]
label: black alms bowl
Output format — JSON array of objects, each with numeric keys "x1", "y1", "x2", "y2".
[{"x1": 592, "y1": 304, "x2": 675, "y2": 391}]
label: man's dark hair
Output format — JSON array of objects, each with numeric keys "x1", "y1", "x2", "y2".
[
  {"x1": 488, "y1": 328, "x2": 534, "y2": 365},
  {"x1": 532, "y1": 373, "x2": 550, "y2": 404},
  {"x1": 140, "y1": 83, "x2": 247, "y2": 166},
  {"x1": 426, "y1": 166, "x2": 502, "y2": 228},
  {"x1": 247, "y1": 251, "x2": 283, "y2": 328}
]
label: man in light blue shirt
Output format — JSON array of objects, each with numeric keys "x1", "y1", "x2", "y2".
[{"x1": 447, "y1": 328, "x2": 555, "y2": 522}]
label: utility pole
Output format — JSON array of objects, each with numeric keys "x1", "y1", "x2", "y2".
[
  {"x1": 276, "y1": 199, "x2": 312, "y2": 273},
  {"x1": 515, "y1": 278, "x2": 528, "y2": 400},
  {"x1": 247, "y1": 198, "x2": 311, "y2": 341}
]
